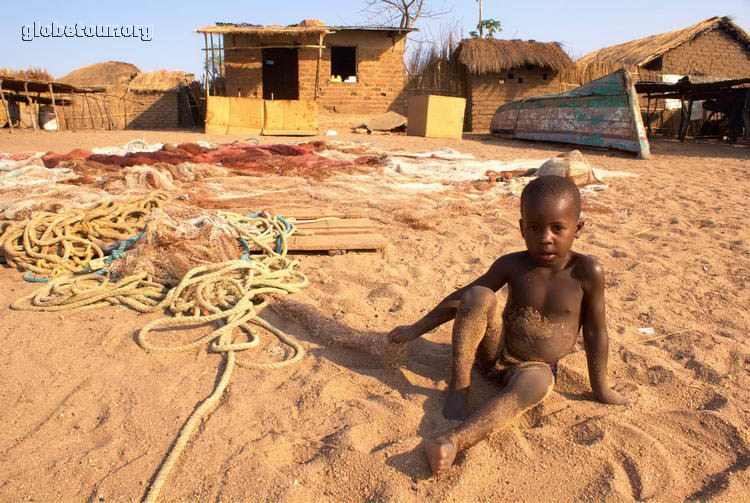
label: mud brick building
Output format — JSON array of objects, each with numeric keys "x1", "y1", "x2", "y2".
[
  {"x1": 454, "y1": 39, "x2": 574, "y2": 131},
  {"x1": 576, "y1": 16, "x2": 750, "y2": 79},
  {"x1": 196, "y1": 20, "x2": 415, "y2": 114}
]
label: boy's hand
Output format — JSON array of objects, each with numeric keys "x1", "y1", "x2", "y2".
[
  {"x1": 595, "y1": 387, "x2": 628, "y2": 406},
  {"x1": 387, "y1": 325, "x2": 421, "y2": 343}
]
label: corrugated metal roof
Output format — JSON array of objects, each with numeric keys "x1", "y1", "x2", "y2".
[{"x1": 205, "y1": 23, "x2": 416, "y2": 32}]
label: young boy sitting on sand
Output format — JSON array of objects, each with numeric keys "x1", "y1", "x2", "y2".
[{"x1": 387, "y1": 175, "x2": 626, "y2": 476}]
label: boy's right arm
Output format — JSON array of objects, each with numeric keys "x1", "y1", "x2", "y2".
[{"x1": 388, "y1": 255, "x2": 511, "y2": 343}]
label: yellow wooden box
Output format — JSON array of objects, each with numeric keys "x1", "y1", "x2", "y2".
[{"x1": 407, "y1": 95, "x2": 466, "y2": 140}]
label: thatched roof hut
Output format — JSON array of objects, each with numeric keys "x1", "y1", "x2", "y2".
[
  {"x1": 456, "y1": 39, "x2": 573, "y2": 74},
  {"x1": 58, "y1": 61, "x2": 140, "y2": 88},
  {"x1": 127, "y1": 70, "x2": 192, "y2": 93},
  {"x1": 577, "y1": 16, "x2": 750, "y2": 76}
]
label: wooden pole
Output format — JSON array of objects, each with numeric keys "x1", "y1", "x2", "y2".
[
  {"x1": 123, "y1": 93, "x2": 128, "y2": 129},
  {"x1": 204, "y1": 33, "x2": 210, "y2": 100},
  {"x1": 83, "y1": 93, "x2": 96, "y2": 129},
  {"x1": 314, "y1": 32, "x2": 324, "y2": 100},
  {"x1": 23, "y1": 82, "x2": 38, "y2": 130},
  {"x1": 67, "y1": 92, "x2": 76, "y2": 130},
  {"x1": 0, "y1": 80, "x2": 13, "y2": 133},
  {"x1": 48, "y1": 83, "x2": 61, "y2": 131},
  {"x1": 685, "y1": 99, "x2": 694, "y2": 139},
  {"x1": 97, "y1": 95, "x2": 114, "y2": 130},
  {"x1": 677, "y1": 95, "x2": 686, "y2": 141}
]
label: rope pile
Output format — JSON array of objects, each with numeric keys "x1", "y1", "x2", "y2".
[
  {"x1": 5, "y1": 194, "x2": 308, "y2": 503},
  {"x1": 0, "y1": 191, "x2": 170, "y2": 278}
]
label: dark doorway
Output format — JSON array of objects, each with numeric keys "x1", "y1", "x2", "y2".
[{"x1": 262, "y1": 48, "x2": 299, "y2": 100}]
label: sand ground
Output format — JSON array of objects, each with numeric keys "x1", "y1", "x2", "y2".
[{"x1": 0, "y1": 128, "x2": 749, "y2": 503}]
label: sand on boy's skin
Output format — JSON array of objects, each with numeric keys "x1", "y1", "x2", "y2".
[{"x1": 0, "y1": 129, "x2": 749, "y2": 503}]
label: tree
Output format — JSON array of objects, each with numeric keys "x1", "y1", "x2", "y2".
[
  {"x1": 469, "y1": 19, "x2": 502, "y2": 38},
  {"x1": 362, "y1": 0, "x2": 451, "y2": 29}
]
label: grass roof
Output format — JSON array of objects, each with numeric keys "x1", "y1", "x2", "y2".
[
  {"x1": 576, "y1": 16, "x2": 750, "y2": 69},
  {"x1": 0, "y1": 67, "x2": 53, "y2": 81},
  {"x1": 58, "y1": 61, "x2": 140, "y2": 87},
  {"x1": 128, "y1": 70, "x2": 191, "y2": 92},
  {"x1": 456, "y1": 39, "x2": 573, "y2": 74}
]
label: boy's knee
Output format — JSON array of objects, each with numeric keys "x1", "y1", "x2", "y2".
[
  {"x1": 460, "y1": 286, "x2": 496, "y2": 311},
  {"x1": 512, "y1": 366, "x2": 554, "y2": 407}
]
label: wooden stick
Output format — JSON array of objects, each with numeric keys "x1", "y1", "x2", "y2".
[
  {"x1": 314, "y1": 32, "x2": 323, "y2": 101},
  {"x1": 635, "y1": 329, "x2": 693, "y2": 345},
  {"x1": 123, "y1": 93, "x2": 128, "y2": 129},
  {"x1": 0, "y1": 80, "x2": 13, "y2": 133},
  {"x1": 67, "y1": 92, "x2": 75, "y2": 130},
  {"x1": 83, "y1": 93, "x2": 96, "y2": 129},
  {"x1": 204, "y1": 33, "x2": 210, "y2": 100},
  {"x1": 632, "y1": 228, "x2": 652, "y2": 237},
  {"x1": 48, "y1": 83, "x2": 61, "y2": 131},
  {"x1": 23, "y1": 82, "x2": 37, "y2": 130}
]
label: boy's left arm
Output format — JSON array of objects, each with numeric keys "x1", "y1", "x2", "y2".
[{"x1": 581, "y1": 259, "x2": 627, "y2": 405}]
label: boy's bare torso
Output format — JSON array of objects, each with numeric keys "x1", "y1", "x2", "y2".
[{"x1": 495, "y1": 250, "x2": 591, "y2": 364}]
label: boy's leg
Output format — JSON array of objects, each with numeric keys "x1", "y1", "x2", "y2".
[
  {"x1": 444, "y1": 286, "x2": 503, "y2": 420},
  {"x1": 426, "y1": 363, "x2": 554, "y2": 475}
]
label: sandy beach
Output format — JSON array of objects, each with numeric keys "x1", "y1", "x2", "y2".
[{"x1": 0, "y1": 128, "x2": 748, "y2": 503}]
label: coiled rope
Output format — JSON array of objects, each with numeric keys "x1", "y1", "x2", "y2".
[{"x1": 6, "y1": 198, "x2": 308, "y2": 503}]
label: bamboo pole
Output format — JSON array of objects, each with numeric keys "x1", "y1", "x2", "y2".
[
  {"x1": 23, "y1": 82, "x2": 37, "y2": 130},
  {"x1": 67, "y1": 92, "x2": 76, "y2": 130},
  {"x1": 314, "y1": 32, "x2": 324, "y2": 101},
  {"x1": 48, "y1": 83, "x2": 61, "y2": 131},
  {"x1": 96, "y1": 94, "x2": 114, "y2": 129},
  {"x1": 204, "y1": 33, "x2": 210, "y2": 100},
  {"x1": 123, "y1": 93, "x2": 128, "y2": 129},
  {"x1": 0, "y1": 80, "x2": 13, "y2": 133},
  {"x1": 83, "y1": 93, "x2": 96, "y2": 129}
]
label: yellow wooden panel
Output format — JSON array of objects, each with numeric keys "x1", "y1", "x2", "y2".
[
  {"x1": 227, "y1": 97, "x2": 263, "y2": 135},
  {"x1": 205, "y1": 96, "x2": 230, "y2": 134},
  {"x1": 263, "y1": 100, "x2": 318, "y2": 136},
  {"x1": 408, "y1": 95, "x2": 466, "y2": 140}
]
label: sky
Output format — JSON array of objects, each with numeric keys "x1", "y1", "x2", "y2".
[{"x1": 2, "y1": 0, "x2": 749, "y2": 79}]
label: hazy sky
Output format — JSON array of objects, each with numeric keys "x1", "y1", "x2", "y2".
[{"x1": 3, "y1": 0, "x2": 749, "y2": 79}]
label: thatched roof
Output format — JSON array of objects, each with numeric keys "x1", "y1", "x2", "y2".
[
  {"x1": 58, "y1": 61, "x2": 140, "y2": 87},
  {"x1": 128, "y1": 70, "x2": 191, "y2": 92},
  {"x1": 0, "y1": 67, "x2": 53, "y2": 81},
  {"x1": 577, "y1": 16, "x2": 750, "y2": 69},
  {"x1": 456, "y1": 39, "x2": 573, "y2": 74}
]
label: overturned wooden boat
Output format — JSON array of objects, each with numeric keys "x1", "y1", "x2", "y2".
[{"x1": 490, "y1": 69, "x2": 651, "y2": 158}]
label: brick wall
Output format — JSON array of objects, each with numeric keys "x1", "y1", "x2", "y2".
[
  {"x1": 223, "y1": 30, "x2": 407, "y2": 114},
  {"x1": 126, "y1": 91, "x2": 179, "y2": 129},
  {"x1": 660, "y1": 28, "x2": 750, "y2": 77},
  {"x1": 466, "y1": 67, "x2": 563, "y2": 131}
]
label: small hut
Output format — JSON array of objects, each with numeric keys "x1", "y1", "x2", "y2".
[
  {"x1": 576, "y1": 16, "x2": 750, "y2": 80},
  {"x1": 196, "y1": 20, "x2": 416, "y2": 114},
  {"x1": 126, "y1": 70, "x2": 196, "y2": 129},
  {"x1": 55, "y1": 63, "x2": 197, "y2": 130},
  {"x1": 577, "y1": 16, "x2": 750, "y2": 137},
  {"x1": 455, "y1": 39, "x2": 574, "y2": 131}
]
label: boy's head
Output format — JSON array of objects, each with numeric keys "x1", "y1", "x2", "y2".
[
  {"x1": 519, "y1": 175, "x2": 583, "y2": 266},
  {"x1": 520, "y1": 175, "x2": 581, "y2": 218}
]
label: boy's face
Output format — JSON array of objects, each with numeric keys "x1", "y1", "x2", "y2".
[{"x1": 519, "y1": 195, "x2": 583, "y2": 268}]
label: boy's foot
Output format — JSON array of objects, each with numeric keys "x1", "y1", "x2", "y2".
[
  {"x1": 443, "y1": 387, "x2": 469, "y2": 420},
  {"x1": 423, "y1": 436, "x2": 457, "y2": 476}
]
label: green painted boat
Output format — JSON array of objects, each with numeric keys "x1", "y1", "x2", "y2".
[{"x1": 490, "y1": 69, "x2": 651, "y2": 158}]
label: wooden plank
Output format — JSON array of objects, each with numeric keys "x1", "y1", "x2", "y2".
[
  {"x1": 295, "y1": 218, "x2": 372, "y2": 230},
  {"x1": 287, "y1": 233, "x2": 387, "y2": 251},
  {"x1": 297, "y1": 228, "x2": 375, "y2": 236}
]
